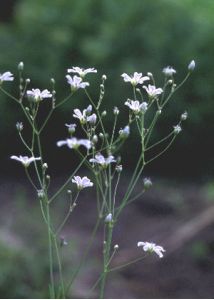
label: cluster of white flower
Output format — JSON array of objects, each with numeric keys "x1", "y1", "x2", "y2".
[
  {"x1": 66, "y1": 67, "x2": 97, "y2": 91},
  {"x1": 122, "y1": 71, "x2": 164, "y2": 116}
]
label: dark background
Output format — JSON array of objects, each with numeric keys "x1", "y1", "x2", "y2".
[{"x1": 1, "y1": 0, "x2": 214, "y2": 298}]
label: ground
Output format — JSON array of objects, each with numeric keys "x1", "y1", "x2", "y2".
[{"x1": 0, "y1": 176, "x2": 214, "y2": 298}]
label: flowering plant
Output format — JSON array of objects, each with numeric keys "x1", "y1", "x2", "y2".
[{"x1": 0, "y1": 61, "x2": 195, "y2": 298}]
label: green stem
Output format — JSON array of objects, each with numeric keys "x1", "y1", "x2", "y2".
[
  {"x1": 99, "y1": 224, "x2": 113, "y2": 299},
  {"x1": 46, "y1": 200, "x2": 55, "y2": 298}
]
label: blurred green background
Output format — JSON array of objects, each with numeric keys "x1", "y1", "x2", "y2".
[
  {"x1": 0, "y1": 0, "x2": 214, "y2": 179},
  {"x1": 1, "y1": 0, "x2": 214, "y2": 298}
]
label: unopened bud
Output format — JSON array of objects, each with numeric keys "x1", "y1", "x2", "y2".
[
  {"x1": 116, "y1": 165, "x2": 123, "y2": 173},
  {"x1": 86, "y1": 105, "x2": 92, "y2": 116},
  {"x1": 173, "y1": 125, "x2": 182, "y2": 135},
  {"x1": 181, "y1": 111, "x2": 188, "y2": 121},
  {"x1": 113, "y1": 106, "x2": 119, "y2": 115},
  {"x1": 99, "y1": 133, "x2": 104, "y2": 139},
  {"x1": 37, "y1": 189, "x2": 45, "y2": 199},
  {"x1": 102, "y1": 75, "x2": 107, "y2": 81},
  {"x1": 101, "y1": 110, "x2": 107, "y2": 117},
  {"x1": 60, "y1": 236, "x2": 68, "y2": 247},
  {"x1": 147, "y1": 72, "x2": 153, "y2": 77},
  {"x1": 50, "y1": 78, "x2": 55, "y2": 84},
  {"x1": 43, "y1": 163, "x2": 48, "y2": 170},
  {"x1": 92, "y1": 135, "x2": 98, "y2": 143},
  {"x1": 18, "y1": 61, "x2": 24, "y2": 71},
  {"x1": 16, "y1": 122, "x2": 23, "y2": 132},
  {"x1": 143, "y1": 177, "x2": 152, "y2": 189},
  {"x1": 105, "y1": 213, "x2": 113, "y2": 223},
  {"x1": 188, "y1": 60, "x2": 195, "y2": 72},
  {"x1": 65, "y1": 123, "x2": 76, "y2": 135},
  {"x1": 25, "y1": 78, "x2": 30, "y2": 84},
  {"x1": 114, "y1": 244, "x2": 119, "y2": 250}
]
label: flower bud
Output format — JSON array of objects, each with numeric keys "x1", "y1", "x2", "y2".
[
  {"x1": 25, "y1": 78, "x2": 31, "y2": 84},
  {"x1": 116, "y1": 165, "x2": 123, "y2": 173},
  {"x1": 105, "y1": 213, "x2": 113, "y2": 223},
  {"x1": 143, "y1": 177, "x2": 152, "y2": 189},
  {"x1": 102, "y1": 74, "x2": 107, "y2": 81},
  {"x1": 99, "y1": 133, "x2": 104, "y2": 139},
  {"x1": 173, "y1": 125, "x2": 182, "y2": 135},
  {"x1": 92, "y1": 135, "x2": 98, "y2": 143},
  {"x1": 101, "y1": 110, "x2": 107, "y2": 117},
  {"x1": 16, "y1": 122, "x2": 23, "y2": 132},
  {"x1": 86, "y1": 105, "x2": 92, "y2": 115},
  {"x1": 60, "y1": 236, "x2": 68, "y2": 247},
  {"x1": 147, "y1": 72, "x2": 153, "y2": 78},
  {"x1": 46, "y1": 175, "x2": 50, "y2": 180},
  {"x1": 50, "y1": 78, "x2": 55, "y2": 84},
  {"x1": 65, "y1": 123, "x2": 76, "y2": 135},
  {"x1": 181, "y1": 111, "x2": 188, "y2": 121},
  {"x1": 188, "y1": 60, "x2": 195, "y2": 72},
  {"x1": 114, "y1": 244, "x2": 119, "y2": 250},
  {"x1": 113, "y1": 106, "x2": 119, "y2": 115},
  {"x1": 67, "y1": 189, "x2": 72, "y2": 194},
  {"x1": 43, "y1": 163, "x2": 48, "y2": 170},
  {"x1": 18, "y1": 61, "x2": 24, "y2": 71},
  {"x1": 37, "y1": 189, "x2": 45, "y2": 199}
]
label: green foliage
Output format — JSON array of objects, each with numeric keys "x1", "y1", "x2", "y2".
[{"x1": 0, "y1": 0, "x2": 213, "y2": 177}]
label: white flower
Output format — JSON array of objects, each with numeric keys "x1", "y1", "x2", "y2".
[
  {"x1": 10, "y1": 155, "x2": 41, "y2": 167},
  {"x1": 125, "y1": 99, "x2": 148, "y2": 114},
  {"x1": 87, "y1": 113, "x2": 97, "y2": 125},
  {"x1": 0, "y1": 71, "x2": 14, "y2": 83},
  {"x1": 73, "y1": 107, "x2": 96, "y2": 125},
  {"x1": 121, "y1": 72, "x2": 149, "y2": 86},
  {"x1": 66, "y1": 75, "x2": 89, "y2": 91},
  {"x1": 137, "y1": 241, "x2": 165, "y2": 258},
  {"x1": 89, "y1": 153, "x2": 116, "y2": 168},
  {"x1": 162, "y1": 66, "x2": 176, "y2": 77},
  {"x1": 173, "y1": 125, "x2": 182, "y2": 135},
  {"x1": 67, "y1": 67, "x2": 97, "y2": 78},
  {"x1": 73, "y1": 108, "x2": 87, "y2": 124},
  {"x1": 72, "y1": 176, "x2": 93, "y2": 190},
  {"x1": 143, "y1": 84, "x2": 163, "y2": 98},
  {"x1": 27, "y1": 89, "x2": 52, "y2": 102},
  {"x1": 57, "y1": 137, "x2": 92, "y2": 150},
  {"x1": 188, "y1": 60, "x2": 195, "y2": 71}
]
